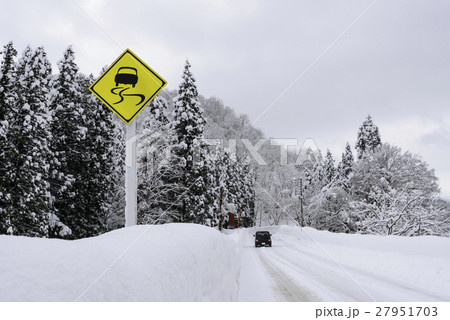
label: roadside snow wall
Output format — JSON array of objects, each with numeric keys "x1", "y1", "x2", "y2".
[{"x1": 0, "y1": 224, "x2": 240, "y2": 301}]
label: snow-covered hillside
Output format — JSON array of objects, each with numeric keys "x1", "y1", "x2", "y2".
[
  {"x1": 0, "y1": 224, "x2": 239, "y2": 301},
  {"x1": 1, "y1": 224, "x2": 449, "y2": 302}
]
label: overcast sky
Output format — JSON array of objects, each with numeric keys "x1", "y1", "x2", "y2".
[{"x1": 1, "y1": 0, "x2": 449, "y2": 197}]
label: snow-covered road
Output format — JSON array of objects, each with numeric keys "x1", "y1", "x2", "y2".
[{"x1": 238, "y1": 226, "x2": 450, "y2": 302}]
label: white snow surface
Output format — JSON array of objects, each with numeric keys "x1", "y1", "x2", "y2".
[
  {"x1": 1, "y1": 224, "x2": 449, "y2": 302},
  {"x1": 0, "y1": 224, "x2": 240, "y2": 302},
  {"x1": 237, "y1": 226, "x2": 450, "y2": 302}
]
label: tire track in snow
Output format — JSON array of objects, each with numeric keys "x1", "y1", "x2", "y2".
[
  {"x1": 264, "y1": 243, "x2": 368, "y2": 301},
  {"x1": 256, "y1": 248, "x2": 321, "y2": 302}
]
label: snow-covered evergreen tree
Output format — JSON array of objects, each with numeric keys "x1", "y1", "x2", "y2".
[
  {"x1": 185, "y1": 142, "x2": 218, "y2": 225},
  {"x1": 46, "y1": 47, "x2": 124, "y2": 239},
  {"x1": 226, "y1": 155, "x2": 256, "y2": 226},
  {"x1": 0, "y1": 42, "x2": 16, "y2": 140},
  {"x1": 171, "y1": 59, "x2": 206, "y2": 222},
  {"x1": 309, "y1": 150, "x2": 325, "y2": 191},
  {"x1": 323, "y1": 149, "x2": 336, "y2": 185},
  {"x1": 355, "y1": 115, "x2": 381, "y2": 159},
  {"x1": 215, "y1": 149, "x2": 231, "y2": 229},
  {"x1": 4, "y1": 46, "x2": 53, "y2": 237},
  {"x1": 336, "y1": 142, "x2": 355, "y2": 190},
  {"x1": 104, "y1": 118, "x2": 125, "y2": 230},
  {"x1": 340, "y1": 142, "x2": 354, "y2": 178},
  {"x1": 172, "y1": 59, "x2": 205, "y2": 162},
  {"x1": 48, "y1": 46, "x2": 83, "y2": 238},
  {"x1": 225, "y1": 154, "x2": 243, "y2": 215},
  {"x1": 74, "y1": 72, "x2": 124, "y2": 238},
  {"x1": 303, "y1": 166, "x2": 314, "y2": 192},
  {"x1": 239, "y1": 161, "x2": 255, "y2": 225},
  {"x1": 0, "y1": 42, "x2": 18, "y2": 234},
  {"x1": 147, "y1": 95, "x2": 169, "y2": 127}
]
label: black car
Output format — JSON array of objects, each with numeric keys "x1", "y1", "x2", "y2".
[
  {"x1": 115, "y1": 67, "x2": 138, "y2": 87},
  {"x1": 254, "y1": 231, "x2": 272, "y2": 247}
]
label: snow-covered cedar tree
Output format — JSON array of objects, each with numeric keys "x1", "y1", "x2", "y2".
[
  {"x1": 48, "y1": 45, "x2": 83, "y2": 238},
  {"x1": 304, "y1": 149, "x2": 325, "y2": 194},
  {"x1": 226, "y1": 153, "x2": 257, "y2": 226},
  {"x1": 170, "y1": 59, "x2": 206, "y2": 222},
  {"x1": 104, "y1": 116, "x2": 125, "y2": 231},
  {"x1": 72, "y1": 72, "x2": 124, "y2": 238},
  {"x1": 172, "y1": 59, "x2": 205, "y2": 165},
  {"x1": 185, "y1": 141, "x2": 218, "y2": 226},
  {"x1": 323, "y1": 149, "x2": 336, "y2": 185},
  {"x1": 339, "y1": 142, "x2": 354, "y2": 178},
  {"x1": 303, "y1": 166, "x2": 313, "y2": 189},
  {"x1": 350, "y1": 143, "x2": 441, "y2": 236},
  {"x1": 0, "y1": 41, "x2": 18, "y2": 234},
  {"x1": 4, "y1": 46, "x2": 53, "y2": 237},
  {"x1": 84, "y1": 67, "x2": 126, "y2": 232},
  {"x1": 239, "y1": 162, "x2": 255, "y2": 226},
  {"x1": 147, "y1": 95, "x2": 169, "y2": 127},
  {"x1": 355, "y1": 115, "x2": 381, "y2": 159},
  {"x1": 336, "y1": 142, "x2": 354, "y2": 190},
  {"x1": 214, "y1": 148, "x2": 230, "y2": 230},
  {"x1": 43, "y1": 46, "x2": 125, "y2": 240}
]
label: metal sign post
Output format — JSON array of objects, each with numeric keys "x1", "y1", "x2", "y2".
[{"x1": 125, "y1": 120, "x2": 137, "y2": 226}]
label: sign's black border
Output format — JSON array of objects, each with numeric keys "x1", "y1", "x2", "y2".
[{"x1": 89, "y1": 49, "x2": 167, "y2": 124}]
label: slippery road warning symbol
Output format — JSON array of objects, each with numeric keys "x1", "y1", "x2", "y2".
[{"x1": 89, "y1": 49, "x2": 167, "y2": 124}]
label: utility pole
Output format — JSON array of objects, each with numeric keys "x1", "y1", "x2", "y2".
[
  {"x1": 299, "y1": 178, "x2": 304, "y2": 228},
  {"x1": 293, "y1": 177, "x2": 304, "y2": 229},
  {"x1": 237, "y1": 208, "x2": 240, "y2": 234}
]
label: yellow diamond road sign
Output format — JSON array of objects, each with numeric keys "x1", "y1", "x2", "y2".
[{"x1": 89, "y1": 49, "x2": 167, "y2": 124}]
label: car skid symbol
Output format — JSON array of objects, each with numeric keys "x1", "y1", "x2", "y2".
[
  {"x1": 115, "y1": 67, "x2": 138, "y2": 87},
  {"x1": 111, "y1": 86, "x2": 145, "y2": 106}
]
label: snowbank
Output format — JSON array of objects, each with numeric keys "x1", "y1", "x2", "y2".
[
  {"x1": 271, "y1": 226, "x2": 450, "y2": 301},
  {"x1": 0, "y1": 224, "x2": 240, "y2": 301}
]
